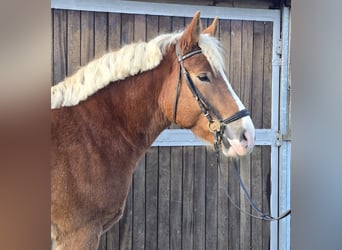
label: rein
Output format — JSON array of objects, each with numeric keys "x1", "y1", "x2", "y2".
[
  {"x1": 218, "y1": 156, "x2": 292, "y2": 221},
  {"x1": 173, "y1": 42, "x2": 291, "y2": 221}
]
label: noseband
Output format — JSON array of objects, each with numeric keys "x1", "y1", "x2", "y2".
[{"x1": 173, "y1": 42, "x2": 250, "y2": 151}]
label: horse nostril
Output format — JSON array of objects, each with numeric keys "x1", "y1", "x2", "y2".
[{"x1": 240, "y1": 129, "x2": 248, "y2": 142}]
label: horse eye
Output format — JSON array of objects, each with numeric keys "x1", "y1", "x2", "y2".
[{"x1": 197, "y1": 73, "x2": 210, "y2": 83}]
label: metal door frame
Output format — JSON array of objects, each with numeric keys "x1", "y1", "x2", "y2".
[{"x1": 51, "y1": 1, "x2": 291, "y2": 248}]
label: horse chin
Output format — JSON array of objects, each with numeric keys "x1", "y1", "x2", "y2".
[
  {"x1": 222, "y1": 145, "x2": 238, "y2": 157},
  {"x1": 221, "y1": 136, "x2": 249, "y2": 157},
  {"x1": 221, "y1": 136, "x2": 237, "y2": 157}
]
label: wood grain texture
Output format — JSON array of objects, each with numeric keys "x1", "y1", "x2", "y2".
[
  {"x1": 205, "y1": 150, "x2": 218, "y2": 250},
  {"x1": 228, "y1": 19, "x2": 243, "y2": 250},
  {"x1": 145, "y1": 148, "x2": 158, "y2": 250},
  {"x1": 193, "y1": 146, "x2": 206, "y2": 250},
  {"x1": 132, "y1": 155, "x2": 145, "y2": 250},
  {"x1": 157, "y1": 147, "x2": 170, "y2": 250},
  {"x1": 240, "y1": 20, "x2": 253, "y2": 250},
  {"x1": 182, "y1": 147, "x2": 194, "y2": 250},
  {"x1": 67, "y1": 10, "x2": 80, "y2": 75},
  {"x1": 170, "y1": 146, "x2": 183, "y2": 250},
  {"x1": 80, "y1": 11, "x2": 95, "y2": 66},
  {"x1": 53, "y1": 9, "x2": 67, "y2": 84}
]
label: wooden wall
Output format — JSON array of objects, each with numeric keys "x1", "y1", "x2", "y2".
[{"x1": 52, "y1": 9, "x2": 274, "y2": 250}]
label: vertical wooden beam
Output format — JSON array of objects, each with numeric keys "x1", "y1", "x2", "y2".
[
  {"x1": 228, "y1": 19, "x2": 243, "y2": 250},
  {"x1": 53, "y1": 9, "x2": 67, "y2": 85},
  {"x1": 251, "y1": 21, "x2": 265, "y2": 249},
  {"x1": 94, "y1": 12, "x2": 107, "y2": 58},
  {"x1": 240, "y1": 19, "x2": 254, "y2": 250},
  {"x1": 145, "y1": 147, "x2": 159, "y2": 250},
  {"x1": 157, "y1": 147, "x2": 170, "y2": 250},
  {"x1": 205, "y1": 150, "x2": 218, "y2": 250},
  {"x1": 132, "y1": 155, "x2": 146, "y2": 250},
  {"x1": 193, "y1": 146, "x2": 206, "y2": 250},
  {"x1": 67, "y1": 10, "x2": 80, "y2": 75},
  {"x1": 108, "y1": 13, "x2": 121, "y2": 52},
  {"x1": 170, "y1": 146, "x2": 183, "y2": 250},
  {"x1": 80, "y1": 11, "x2": 94, "y2": 66},
  {"x1": 262, "y1": 21, "x2": 273, "y2": 250},
  {"x1": 182, "y1": 146, "x2": 194, "y2": 250}
]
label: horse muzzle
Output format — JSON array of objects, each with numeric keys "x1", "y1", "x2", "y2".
[{"x1": 221, "y1": 117, "x2": 255, "y2": 157}]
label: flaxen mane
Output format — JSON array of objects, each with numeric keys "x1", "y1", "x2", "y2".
[{"x1": 51, "y1": 32, "x2": 225, "y2": 109}]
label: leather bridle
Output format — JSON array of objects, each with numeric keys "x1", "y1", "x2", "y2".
[
  {"x1": 173, "y1": 41, "x2": 291, "y2": 221},
  {"x1": 173, "y1": 41, "x2": 250, "y2": 151}
]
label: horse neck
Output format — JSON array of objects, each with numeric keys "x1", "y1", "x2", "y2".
[{"x1": 79, "y1": 64, "x2": 171, "y2": 155}]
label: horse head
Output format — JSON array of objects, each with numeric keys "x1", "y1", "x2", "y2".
[{"x1": 160, "y1": 12, "x2": 255, "y2": 157}]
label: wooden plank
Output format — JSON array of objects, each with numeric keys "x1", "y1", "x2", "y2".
[
  {"x1": 217, "y1": 148, "x2": 229, "y2": 250},
  {"x1": 228, "y1": 20, "x2": 242, "y2": 250},
  {"x1": 262, "y1": 146, "x2": 271, "y2": 250},
  {"x1": 146, "y1": 15, "x2": 159, "y2": 40},
  {"x1": 193, "y1": 147, "x2": 206, "y2": 250},
  {"x1": 158, "y1": 15, "x2": 171, "y2": 34},
  {"x1": 171, "y1": 16, "x2": 185, "y2": 32},
  {"x1": 145, "y1": 147, "x2": 159, "y2": 250},
  {"x1": 239, "y1": 155, "x2": 252, "y2": 250},
  {"x1": 240, "y1": 20, "x2": 253, "y2": 250},
  {"x1": 241, "y1": 20, "x2": 254, "y2": 112},
  {"x1": 263, "y1": 21, "x2": 273, "y2": 128},
  {"x1": 250, "y1": 146, "x2": 263, "y2": 249},
  {"x1": 227, "y1": 161, "x2": 241, "y2": 250},
  {"x1": 250, "y1": 20, "x2": 265, "y2": 249},
  {"x1": 182, "y1": 147, "x2": 194, "y2": 250},
  {"x1": 67, "y1": 10, "x2": 81, "y2": 75},
  {"x1": 205, "y1": 149, "x2": 218, "y2": 250},
  {"x1": 261, "y1": 21, "x2": 273, "y2": 249},
  {"x1": 121, "y1": 14, "x2": 134, "y2": 45},
  {"x1": 134, "y1": 14, "x2": 146, "y2": 42},
  {"x1": 170, "y1": 146, "x2": 183, "y2": 250},
  {"x1": 108, "y1": 13, "x2": 121, "y2": 51},
  {"x1": 157, "y1": 147, "x2": 170, "y2": 250},
  {"x1": 229, "y1": 20, "x2": 242, "y2": 95},
  {"x1": 132, "y1": 155, "x2": 146, "y2": 250},
  {"x1": 80, "y1": 11, "x2": 95, "y2": 66},
  {"x1": 251, "y1": 21, "x2": 264, "y2": 128},
  {"x1": 53, "y1": 9, "x2": 67, "y2": 85},
  {"x1": 94, "y1": 12, "x2": 108, "y2": 58}
]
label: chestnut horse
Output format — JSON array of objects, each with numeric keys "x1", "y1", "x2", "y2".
[{"x1": 51, "y1": 12, "x2": 255, "y2": 250}]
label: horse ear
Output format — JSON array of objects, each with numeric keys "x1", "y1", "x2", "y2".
[
  {"x1": 202, "y1": 17, "x2": 219, "y2": 37},
  {"x1": 178, "y1": 11, "x2": 202, "y2": 50}
]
